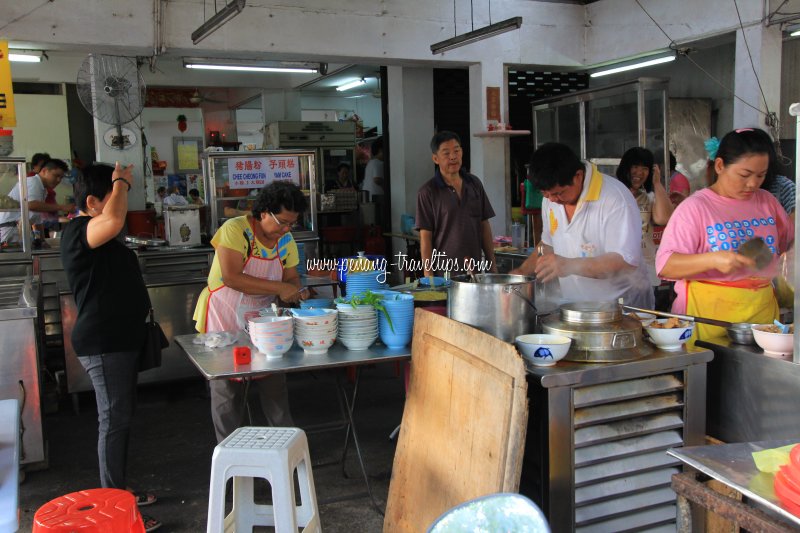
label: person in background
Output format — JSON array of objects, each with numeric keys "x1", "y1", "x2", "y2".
[
  {"x1": 162, "y1": 186, "x2": 188, "y2": 207},
  {"x1": 416, "y1": 131, "x2": 497, "y2": 276},
  {"x1": 27, "y1": 152, "x2": 51, "y2": 177},
  {"x1": 60, "y1": 163, "x2": 161, "y2": 532},
  {"x1": 512, "y1": 143, "x2": 652, "y2": 308},
  {"x1": 0, "y1": 159, "x2": 74, "y2": 244},
  {"x1": 760, "y1": 137, "x2": 795, "y2": 218},
  {"x1": 328, "y1": 163, "x2": 355, "y2": 190},
  {"x1": 363, "y1": 137, "x2": 384, "y2": 202},
  {"x1": 188, "y1": 188, "x2": 204, "y2": 206},
  {"x1": 156, "y1": 186, "x2": 167, "y2": 203},
  {"x1": 193, "y1": 181, "x2": 309, "y2": 442},
  {"x1": 615, "y1": 147, "x2": 674, "y2": 308},
  {"x1": 656, "y1": 128, "x2": 794, "y2": 342},
  {"x1": 668, "y1": 151, "x2": 690, "y2": 207}
]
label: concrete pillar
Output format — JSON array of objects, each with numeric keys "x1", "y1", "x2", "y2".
[
  {"x1": 262, "y1": 90, "x2": 302, "y2": 125},
  {"x1": 386, "y1": 66, "x2": 435, "y2": 236},
  {"x1": 733, "y1": 23, "x2": 782, "y2": 129},
  {"x1": 469, "y1": 62, "x2": 509, "y2": 237}
]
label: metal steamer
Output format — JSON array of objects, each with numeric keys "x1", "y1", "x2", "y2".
[
  {"x1": 542, "y1": 301, "x2": 652, "y2": 362},
  {"x1": 447, "y1": 274, "x2": 536, "y2": 343}
]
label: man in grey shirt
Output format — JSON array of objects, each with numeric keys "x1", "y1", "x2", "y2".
[{"x1": 416, "y1": 131, "x2": 497, "y2": 276}]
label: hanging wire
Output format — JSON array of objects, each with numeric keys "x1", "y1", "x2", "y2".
[
  {"x1": 489, "y1": 0, "x2": 492, "y2": 25},
  {"x1": 0, "y1": 0, "x2": 53, "y2": 33},
  {"x1": 453, "y1": 0, "x2": 457, "y2": 37},
  {"x1": 732, "y1": 0, "x2": 772, "y2": 119},
  {"x1": 471, "y1": 0, "x2": 474, "y2": 31}
]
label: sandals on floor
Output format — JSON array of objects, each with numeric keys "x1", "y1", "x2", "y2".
[
  {"x1": 142, "y1": 514, "x2": 162, "y2": 532},
  {"x1": 127, "y1": 488, "x2": 157, "y2": 507}
]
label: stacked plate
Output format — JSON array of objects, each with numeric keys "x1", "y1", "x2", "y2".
[
  {"x1": 345, "y1": 270, "x2": 385, "y2": 298},
  {"x1": 291, "y1": 309, "x2": 338, "y2": 355},
  {"x1": 247, "y1": 316, "x2": 294, "y2": 358},
  {"x1": 337, "y1": 303, "x2": 378, "y2": 351},
  {"x1": 378, "y1": 293, "x2": 415, "y2": 349}
]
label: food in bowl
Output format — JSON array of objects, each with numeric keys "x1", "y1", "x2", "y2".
[
  {"x1": 644, "y1": 319, "x2": 694, "y2": 350},
  {"x1": 647, "y1": 317, "x2": 689, "y2": 329},
  {"x1": 760, "y1": 324, "x2": 795, "y2": 334},
  {"x1": 515, "y1": 334, "x2": 571, "y2": 366},
  {"x1": 751, "y1": 324, "x2": 794, "y2": 359}
]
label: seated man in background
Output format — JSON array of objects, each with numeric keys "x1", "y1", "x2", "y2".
[
  {"x1": 162, "y1": 186, "x2": 189, "y2": 207},
  {"x1": 0, "y1": 159, "x2": 74, "y2": 244}
]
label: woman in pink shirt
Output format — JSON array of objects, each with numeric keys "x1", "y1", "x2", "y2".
[{"x1": 656, "y1": 128, "x2": 794, "y2": 341}]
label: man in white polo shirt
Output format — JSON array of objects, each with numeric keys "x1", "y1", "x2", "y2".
[{"x1": 512, "y1": 143, "x2": 653, "y2": 308}]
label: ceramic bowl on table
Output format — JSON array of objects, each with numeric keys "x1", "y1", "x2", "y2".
[
  {"x1": 248, "y1": 315, "x2": 293, "y2": 335},
  {"x1": 299, "y1": 298, "x2": 334, "y2": 309},
  {"x1": 751, "y1": 324, "x2": 794, "y2": 359},
  {"x1": 296, "y1": 334, "x2": 337, "y2": 355},
  {"x1": 644, "y1": 319, "x2": 694, "y2": 350},
  {"x1": 515, "y1": 334, "x2": 571, "y2": 366}
]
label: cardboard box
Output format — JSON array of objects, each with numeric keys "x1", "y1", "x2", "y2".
[{"x1": 164, "y1": 206, "x2": 201, "y2": 247}]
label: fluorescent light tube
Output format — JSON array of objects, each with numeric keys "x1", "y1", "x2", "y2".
[
  {"x1": 186, "y1": 64, "x2": 317, "y2": 73},
  {"x1": 590, "y1": 54, "x2": 676, "y2": 78},
  {"x1": 431, "y1": 17, "x2": 522, "y2": 54},
  {"x1": 191, "y1": 0, "x2": 246, "y2": 44},
  {"x1": 336, "y1": 79, "x2": 366, "y2": 91},
  {"x1": 792, "y1": 29, "x2": 800, "y2": 37},
  {"x1": 9, "y1": 53, "x2": 41, "y2": 63}
]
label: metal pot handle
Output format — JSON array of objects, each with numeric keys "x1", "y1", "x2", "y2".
[{"x1": 503, "y1": 285, "x2": 538, "y2": 313}]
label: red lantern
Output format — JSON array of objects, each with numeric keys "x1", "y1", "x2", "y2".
[{"x1": 177, "y1": 114, "x2": 187, "y2": 133}]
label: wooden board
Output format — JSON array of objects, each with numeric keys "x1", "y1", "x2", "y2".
[{"x1": 384, "y1": 309, "x2": 529, "y2": 533}]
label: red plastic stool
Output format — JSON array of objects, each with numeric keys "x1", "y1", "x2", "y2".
[{"x1": 33, "y1": 488, "x2": 145, "y2": 533}]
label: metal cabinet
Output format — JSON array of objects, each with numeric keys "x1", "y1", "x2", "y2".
[{"x1": 533, "y1": 78, "x2": 669, "y2": 171}]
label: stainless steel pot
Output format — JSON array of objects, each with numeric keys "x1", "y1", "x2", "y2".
[{"x1": 447, "y1": 274, "x2": 536, "y2": 342}]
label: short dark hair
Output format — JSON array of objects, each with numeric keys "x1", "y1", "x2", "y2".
[
  {"x1": 616, "y1": 147, "x2": 655, "y2": 192},
  {"x1": 157, "y1": 186, "x2": 166, "y2": 194},
  {"x1": 189, "y1": 188, "x2": 200, "y2": 197},
  {"x1": 370, "y1": 137, "x2": 383, "y2": 157},
  {"x1": 430, "y1": 131, "x2": 461, "y2": 154},
  {"x1": 31, "y1": 153, "x2": 51, "y2": 168},
  {"x1": 336, "y1": 163, "x2": 350, "y2": 173},
  {"x1": 40, "y1": 159, "x2": 68, "y2": 173},
  {"x1": 529, "y1": 143, "x2": 583, "y2": 190},
  {"x1": 74, "y1": 164, "x2": 113, "y2": 210},
  {"x1": 251, "y1": 181, "x2": 307, "y2": 219},
  {"x1": 717, "y1": 128, "x2": 780, "y2": 190}
]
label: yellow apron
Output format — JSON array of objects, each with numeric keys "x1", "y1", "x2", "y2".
[{"x1": 685, "y1": 278, "x2": 777, "y2": 344}]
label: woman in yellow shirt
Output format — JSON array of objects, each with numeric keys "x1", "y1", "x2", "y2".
[{"x1": 193, "y1": 181, "x2": 308, "y2": 442}]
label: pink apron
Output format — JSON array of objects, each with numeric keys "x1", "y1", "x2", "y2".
[{"x1": 205, "y1": 226, "x2": 284, "y2": 333}]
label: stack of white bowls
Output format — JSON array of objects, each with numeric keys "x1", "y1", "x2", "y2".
[
  {"x1": 247, "y1": 316, "x2": 294, "y2": 358},
  {"x1": 336, "y1": 303, "x2": 379, "y2": 351},
  {"x1": 291, "y1": 309, "x2": 338, "y2": 355},
  {"x1": 345, "y1": 270, "x2": 385, "y2": 298}
]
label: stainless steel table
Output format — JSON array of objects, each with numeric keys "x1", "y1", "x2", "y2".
[
  {"x1": 0, "y1": 399, "x2": 20, "y2": 533},
  {"x1": 668, "y1": 440, "x2": 800, "y2": 531},
  {"x1": 175, "y1": 333, "x2": 410, "y2": 513}
]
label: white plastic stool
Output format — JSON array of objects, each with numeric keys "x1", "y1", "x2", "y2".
[{"x1": 207, "y1": 427, "x2": 320, "y2": 533}]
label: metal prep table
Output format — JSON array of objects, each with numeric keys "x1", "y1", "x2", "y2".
[
  {"x1": 175, "y1": 333, "x2": 411, "y2": 512},
  {"x1": 0, "y1": 276, "x2": 45, "y2": 466},
  {"x1": 668, "y1": 440, "x2": 800, "y2": 531},
  {"x1": 0, "y1": 399, "x2": 20, "y2": 533},
  {"x1": 698, "y1": 337, "x2": 800, "y2": 444},
  {"x1": 519, "y1": 346, "x2": 713, "y2": 532}
]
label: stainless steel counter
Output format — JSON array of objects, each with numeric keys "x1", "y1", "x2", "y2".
[
  {"x1": 520, "y1": 345, "x2": 714, "y2": 531},
  {"x1": 0, "y1": 276, "x2": 45, "y2": 465},
  {"x1": 698, "y1": 336, "x2": 800, "y2": 443}
]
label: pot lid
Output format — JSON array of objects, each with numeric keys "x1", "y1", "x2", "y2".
[{"x1": 560, "y1": 301, "x2": 622, "y2": 324}]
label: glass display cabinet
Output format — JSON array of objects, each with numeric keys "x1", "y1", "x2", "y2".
[
  {"x1": 0, "y1": 157, "x2": 33, "y2": 264},
  {"x1": 533, "y1": 78, "x2": 669, "y2": 171},
  {"x1": 202, "y1": 149, "x2": 318, "y2": 244}
]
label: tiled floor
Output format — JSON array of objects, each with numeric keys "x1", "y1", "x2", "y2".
[{"x1": 18, "y1": 362, "x2": 406, "y2": 532}]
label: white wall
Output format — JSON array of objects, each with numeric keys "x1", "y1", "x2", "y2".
[{"x1": 300, "y1": 94, "x2": 382, "y2": 133}]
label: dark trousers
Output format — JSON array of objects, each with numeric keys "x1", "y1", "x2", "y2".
[{"x1": 79, "y1": 351, "x2": 139, "y2": 488}]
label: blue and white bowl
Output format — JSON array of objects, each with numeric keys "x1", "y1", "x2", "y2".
[{"x1": 515, "y1": 334, "x2": 571, "y2": 366}]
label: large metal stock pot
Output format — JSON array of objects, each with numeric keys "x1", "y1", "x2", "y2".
[{"x1": 447, "y1": 274, "x2": 536, "y2": 342}]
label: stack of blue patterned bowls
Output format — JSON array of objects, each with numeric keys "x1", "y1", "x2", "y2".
[{"x1": 378, "y1": 293, "x2": 414, "y2": 349}]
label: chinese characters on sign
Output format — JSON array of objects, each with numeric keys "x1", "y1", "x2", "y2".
[
  {"x1": 228, "y1": 156, "x2": 300, "y2": 189},
  {"x1": 0, "y1": 41, "x2": 18, "y2": 127}
]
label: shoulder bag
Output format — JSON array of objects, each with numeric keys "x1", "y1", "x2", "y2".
[{"x1": 140, "y1": 308, "x2": 168, "y2": 372}]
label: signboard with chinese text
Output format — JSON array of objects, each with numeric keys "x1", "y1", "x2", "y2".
[
  {"x1": 228, "y1": 156, "x2": 300, "y2": 189},
  {"x1": 0, "y1": 41, "x2": 17, "y2": 127}
]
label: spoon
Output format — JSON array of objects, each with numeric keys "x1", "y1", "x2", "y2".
[{"x1": 773, "y1": 319, "x2": 790, "y2": 334}]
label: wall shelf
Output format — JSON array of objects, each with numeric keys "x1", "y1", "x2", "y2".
[{"x1": 473, "y1": 130, "x2": 531, "y2": 138}]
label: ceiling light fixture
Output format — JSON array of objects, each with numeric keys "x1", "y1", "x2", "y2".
[
  {"x1": 336, "y1": 78, "x2": 366, "y2": 91},
  {"x1": 8, "y1": 51, "x2": 43, "y2": 63},
  {"x1": 183, "y1": 58, "x2": 323, "y2": 74},
  {"x1": 191, "y1": 0, "x2": 246, "y2": 45},
  {"x1": 589, "y1": 52, "x2": 676, "y2": 78},
  {"x1": 431, "y1": 16, "x2": 522, "y2": 55},
  {"x1": 787, "y1": 24, "x2": 800, "y2": 37}
]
